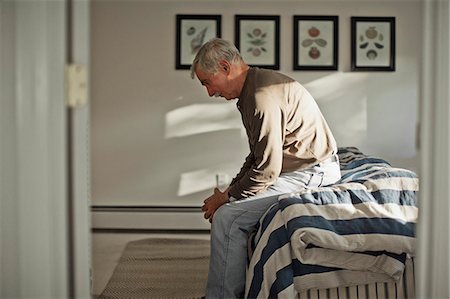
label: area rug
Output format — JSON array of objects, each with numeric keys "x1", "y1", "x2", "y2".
[{"x1": 99, "y1": 238, "x2": 210, "y2": 299}]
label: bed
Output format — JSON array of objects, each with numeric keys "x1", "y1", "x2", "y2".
[{"x1": 245, "y1": 147, "x2": 418, "y2": 299}]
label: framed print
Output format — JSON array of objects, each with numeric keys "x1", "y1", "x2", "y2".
[
  {"x1": 235, "y1": 15, "x2": 280, "y2": 70},
  {"x1": 293, "y1": 15, "x2": 338, "y2": 71},
  {"x1": 176, "y1": 14, "x2": 221, "y2": 70},
  {"x1": 351, "y1": 16, "x2": 395, "y2": 71}
]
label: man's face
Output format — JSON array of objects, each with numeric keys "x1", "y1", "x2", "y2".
[{"x1": 195, "y1": 66, "x2": 234, "y2": 100}]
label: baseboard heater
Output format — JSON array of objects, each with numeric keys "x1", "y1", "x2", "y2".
[{"x1": 91, "y1": 206, "x2": 211, "y2": 233}]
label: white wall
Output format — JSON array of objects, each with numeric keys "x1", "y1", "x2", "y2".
[{"x1": 91, "y1": 0, "x2": 421, "y2": 208}]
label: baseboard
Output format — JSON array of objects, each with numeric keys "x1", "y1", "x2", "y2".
[{"x1": 91, "y1": 206, "x2": 211, "y2": 231}]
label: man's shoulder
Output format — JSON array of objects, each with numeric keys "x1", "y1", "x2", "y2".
[{"x1": 252, "y1": 67, "x2": 296, "y2": 87}]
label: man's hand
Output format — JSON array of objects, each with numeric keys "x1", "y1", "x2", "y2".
[{"x1": 202, "y1": 188, "x2": 230, "y2": 223}]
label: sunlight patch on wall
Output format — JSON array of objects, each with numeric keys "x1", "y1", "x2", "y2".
[
  {"x1": 337, "y1": 97, "x2": 368, "y2": 138},
  {"x1": 165, "y1": 102, "x2": 242, "y2": 138},
  {"x1": 304, "y1": 72, "x2": 369, "y2": 103},
  {"x1": 177, "y1": 163, "x2": 239, "y2": 197},
  {"x1": 304, "y1": 72, "x2": 369, "y2": 145}
]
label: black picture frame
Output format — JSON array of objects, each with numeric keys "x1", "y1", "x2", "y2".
[
  {"x1": 175, "y1": 14, "x2": 222, "y2": 70},
  {"x1": 235, "y1": 15, "x2": 280, "y2": 70},
  {"x1": 351, "y1": 16, "x2": 396, "y2": 71},
  {"x1": 293, "y1": 15, "x2": 339, "y2": 71}
]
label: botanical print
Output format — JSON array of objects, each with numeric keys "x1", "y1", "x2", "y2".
[
  {"x1": 180, "y1": 20, "x2": 217, "y2": 66},
  {"x1": 298, "y1": 20, "x2": 334, "y2": 66},
  {"x1": 301, "y1": 25, "x2": 327, "y2": 59},
  {"x1": 355, "y1": 22, "x2": 391, "y2": 67},
  {"x1": 245, "y1": 28, "x2": 268, "y2": 57},
  {"x1": 239, "y1": 20, "x2": 275, "y2": 66},
  {"x1": 187, "y1": 26, "x2": 208, "y2": 54}
]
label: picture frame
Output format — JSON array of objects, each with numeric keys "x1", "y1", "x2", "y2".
[
  {"x1": 175, "y1": 14, "x2": 221, "y2": 70},
  {"x1": 235, "y1": 15, "x2": 280, "y2": 70},
  {"x1": 351, "y1": 16, "x2": 396, "y2": 71},
  {"x1": 293, "y1": 15, "x2": 339, "y2": 71}
]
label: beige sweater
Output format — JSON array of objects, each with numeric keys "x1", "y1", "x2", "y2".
[{"x1": 228, "y1": 67, "x2": 337, "y2": 199}]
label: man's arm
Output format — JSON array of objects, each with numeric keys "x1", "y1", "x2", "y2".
[
  {"x1": 229, "y1": 151, "x2": 254, "y2": 187},
  {"x1": 228, "y1": 97, "x2": 284, "y2": 199}
]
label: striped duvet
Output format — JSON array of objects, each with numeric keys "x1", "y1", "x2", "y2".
[{"x1": 245, "y1": 147, "x2": 418, "y2": 299}]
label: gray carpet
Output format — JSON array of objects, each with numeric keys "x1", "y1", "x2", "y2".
[{"x1": 99, "y1": 238, "x2": 210, "y2": 299}]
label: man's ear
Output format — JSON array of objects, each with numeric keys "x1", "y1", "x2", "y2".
[{"x1": 218, "y1": 60, "x2": 231, "y2": 74}]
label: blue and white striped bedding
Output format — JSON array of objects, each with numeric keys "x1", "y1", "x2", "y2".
[{"x1": 245, "y1": 147, "x2": 419, "y2": 299}]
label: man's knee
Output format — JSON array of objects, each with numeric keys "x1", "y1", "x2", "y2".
[{"x1": 211, "y1": 204, "x2": 232, "y2": 229}]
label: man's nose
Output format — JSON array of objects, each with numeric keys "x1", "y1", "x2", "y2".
[{"x1": 206, "y1": 87, "x2": 214, "y2": 97}]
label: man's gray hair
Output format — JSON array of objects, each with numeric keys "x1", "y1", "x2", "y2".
[{"x1": 190, "y1": 38, "x2": 244, "y2": 79}]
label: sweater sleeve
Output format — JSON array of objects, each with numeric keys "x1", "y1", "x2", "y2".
[
  {"x1": 228, "y1": 94, "x2": 283, "y2": 199},
  {"x1": 229, "y1": 151, "x2": 254, "y2": 187}
]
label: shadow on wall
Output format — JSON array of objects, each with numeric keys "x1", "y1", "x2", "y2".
[{"x1": 166, "y1": 72, "x2": 370, "y2": 197}]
